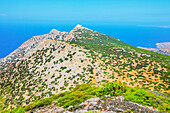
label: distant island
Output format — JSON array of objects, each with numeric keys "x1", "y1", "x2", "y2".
[{"x1": 138, "y1": 42, "x2": 170, "y2": 56}]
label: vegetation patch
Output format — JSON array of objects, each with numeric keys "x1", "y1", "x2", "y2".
[
  {"x1": 2, "y1": 82, "x2": 169, "y2": 113},
  {"x1": 96, "y1": 82, "x2": 170, "y2": 112}
]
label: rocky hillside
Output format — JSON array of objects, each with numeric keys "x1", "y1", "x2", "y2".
[
  {"x1": 29, "y1": 96, "x2": 160, "y2": 113},
  {"x1": 0, "y1": 29, "x2": 68, "y2": 71},
  {"x1": 0, "y1": 25, "x2": 170, "y2": 112}
]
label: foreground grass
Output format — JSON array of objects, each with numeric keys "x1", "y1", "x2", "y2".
[
  {"x1": 1, "y1": 82, "x2": 170, "y2": 113},
  {"x1": 1, "y1": 84, "x2": 97, "y2": 113},
  {"x1": 96, "y1": 82, "x2": 170, "y2": 112}
]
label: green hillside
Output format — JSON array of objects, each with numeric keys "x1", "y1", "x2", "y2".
[
  {"x1": 0, "y1": 26, "x2": 169, "y2": 112},
  {"x1": 70, "y1": 28, "x2": 170, "y2": 93}
]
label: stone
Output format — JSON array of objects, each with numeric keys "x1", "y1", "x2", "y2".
[
  {"x1": 108, "y1": 100, "x2": 115, "y2": 105},
  {"x1": 114, "y1": 108, "x2": 124, "y2": 112},
  {"x1": 76, "y1": 110, "x2": 88, "y2": 113},
  {"x1": 86, "y1": 97, "x2": 100, "y2": 103},
  {"x1": 104, "y1": 95, "x2": 111, "y2": 98},
  {"x1": 88, "y1": 105, "x2": 95, "y2": 110},
  {"x1": 101, "y1": 111, "x2": 116, "y2": 113},
  {"x1": 108, "y1": 106, "x2": 115, "y2": 111},
  {"x1": 55, "y1": 106, "x2": 65, "y2": 112}
]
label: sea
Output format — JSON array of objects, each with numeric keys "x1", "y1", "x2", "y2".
[{"x1": 0, "y1": 23, "x2": 170, "y2": 58}]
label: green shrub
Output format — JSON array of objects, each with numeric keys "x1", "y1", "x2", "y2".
[
  {"x1": 124, "y1": 87, "x2": 170, "y2": 112},
  {"x1": 3, "y1": 82, "x2": 169, "y2": 112},
  {"x1": 60, "y1": 66, "x2": 67, "y2": 70},
  {"x1": 51, "y1": 91, "x2": 68, "y2": 100},
  {"x1": 85, "y1": 110, "x2": 101, "y2": 113},
  {"x1": 15, "y1": 108, "x2": 25, "y2": 113},
  {"x1": 66, "y1": 69, "x2": 72, "y2": 73},
  {"x1": 57, "y1": 84, "x2": 97, "y2": 108},
  {"x1": 24, "y1": 98, "x2": 52, "y2": 111},
  {"x1": 96, "y1": 82, "x2": 170, "y2": 112},
  {"x1": 0, "y1": 96, "x2": 5, "y2": 111},
  {"x1": 96, "y1": 81, "x2": 127, "y2": 97},
  {"x1": 1, "y1": 109, "x2": 10, "y2": 113},
  {"x1": 2, "y1": 107, "x2": 25, "y2": 113},
  {"x1": 58, "y1": 91, "x2": 93, "y2": 108}
]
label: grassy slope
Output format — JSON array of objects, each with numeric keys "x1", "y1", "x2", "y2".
[
  {"x1": 70, "y1": 28, "x2": 170, "y2": 93},
  {"x1": 1, "y1": 82, "x2": 169, "y2": 113},
  {"x1": 1, "y1": 28, "x2": 170, "y2": 112},
  {"x1": 73, "y1": 29, "x2": 170, "y2": 65}
]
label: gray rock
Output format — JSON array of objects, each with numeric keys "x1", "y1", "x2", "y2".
[
  {"x1": 63, "y1": 111, "x2": 73, "y2": 113},
  {"x1": 88, "y1": 105, "x2": 95, "y2": 110},
  {"x1": 104, "y1": 95, "x2": 111, "y2": 98},
  {"x1": 86, "y1": 97, "x2": 100, "y2": 103},
  {"x1": 108, "y1": 106, "x2": 115, "y2": 111},
  {"x1": 109, "y1": 100, "x2": 115, "y2": 105},
  {"x1": 101, "y1": 111, "x2": 116, "y2": 113},
  {"x1": 76, "y1": 110, "x2": 88, "y2": 113},
  {"x1": 55, "y1": 106, "x2": 65, "y2": 112},
  {"x1": 0, "y1": 29, "x2": 69, "y2": 71},
  {"x1": 115, "y1": 108, "x2": 124, "y2": 112}
]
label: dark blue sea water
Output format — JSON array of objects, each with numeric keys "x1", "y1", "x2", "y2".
[{"x1": 0, "y1": 23, "x2": 170, "y2": 58}]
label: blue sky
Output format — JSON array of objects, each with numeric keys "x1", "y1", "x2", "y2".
[
  {"x1": 0, "y1": 0, "x2": 170, "y2": 58},
  {"x1": 0, "y1": 0, "x2": 170, "y2": 25}
]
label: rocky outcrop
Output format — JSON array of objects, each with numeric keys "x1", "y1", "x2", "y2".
[
  {"x1": 64, "y1": 24, "x2": 90, "y2": 42},
  {"x1": 0, "y1": 29, "x2": 69, "y2": 71},
  {"x1": 0, "y1": 24, "x2": 90, "y2": 71},
  {"x1": 28, "y1": 96, "x2": 159, "y2": 113},
  {"x1": 49, "y1": 29, "x2": 68, "y2": 40}
]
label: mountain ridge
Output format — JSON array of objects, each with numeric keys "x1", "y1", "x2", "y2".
[
  {"x1": 0, "y1": 25, "x2": 169, "y2": 111},
  {"x1": 0, "y1": 28, "x2": 69, "y2": 71},
  {"x1": 0, "y1": 24, "x2": 98, "y2": 71}
]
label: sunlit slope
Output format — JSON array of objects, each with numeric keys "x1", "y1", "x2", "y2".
[
  {"x1": 0, "y1": 26, "x2": 169, "y2": 110},
  {"x1": 70, "y1": 27, "x2": 170, "y2": 94}
]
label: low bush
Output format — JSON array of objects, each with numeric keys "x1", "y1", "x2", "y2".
[
  {"x1": 66, "y1": 69, "x2": 72, "y2": 73},
  {"x1": 1, "y1": 107, "x2": 25, "y2": 113},
  {"x1": 24, "y1": 98, "x2": 52, "y2": 111},
  {"x1": 124, "y1": 87, "x2": 170, "y2": 112},
  {"x1": 96, "y1": 82, "x2": 170, "y2": 112},
  {"x1": 96, "y1": 81, "x2": 127, "y2": 96},
  {"x1": 57, "y1": 84, "x2": 97, "y2": 108},
  {"x1": 2, "y1": 82, "x2": 169, "y2": 112},
  {"x1": 57, "y1": 91, "x2": 93, "y2": 108},
  {"x1": 15, "y1": 108, "x2": 25, "y2": 113},
  {"x1": 51, "y1": 91, "x2": 68, "y2": 100},
  {"x1": 0, "y1": 96, "x2": 5, "y2": 112}
]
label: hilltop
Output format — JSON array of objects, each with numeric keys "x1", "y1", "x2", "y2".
[{"x1": 0, "y1": 25, "x2": 170, "y2": 112}]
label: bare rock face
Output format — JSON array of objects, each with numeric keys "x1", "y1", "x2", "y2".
[
  {"x1": 0, "y1": 29, "x2": 69, "y2": 71},
  {"x1": 64, "y1": 24, "x2": 91, "y2": 42},
  {"x1": 49, "y1": 29, "x2": 68, "y2": 40},
  {"x1": 0, "y1": 24, "x2": 89, "y2": 71},
  {"x1": 30, "y1": 96, "x2": 159, "y2": 113}
]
